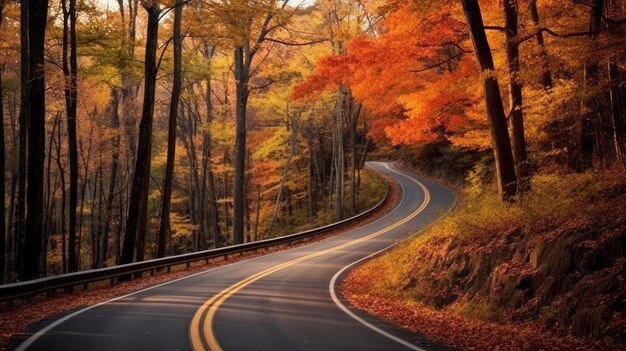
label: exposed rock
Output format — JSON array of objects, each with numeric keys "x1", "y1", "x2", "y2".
[{"x1": 403, "y1": 213, "x2": 626, "y2": 340}]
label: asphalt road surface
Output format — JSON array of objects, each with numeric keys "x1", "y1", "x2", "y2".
[{"x1": 16, "y1": 162, "x2": 456, "y2": 351}]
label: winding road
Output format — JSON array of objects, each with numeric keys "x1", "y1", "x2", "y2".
[{"x1": 16, "y1": 162, "x2": 455, "y2": 351}]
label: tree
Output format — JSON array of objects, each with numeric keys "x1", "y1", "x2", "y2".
[
  {"x1": 22, "y1": 0, "x2": 49, "y2": 280},
  {"x1": 0, "y1": 0, "x2": 5, "y2": 284},
  {"x1": 529, "y1": 0, "x2": 553, "y2": 91},
  {"x1": 158, "y1": 0, "x2": 184, "y2": 258},
  {"x1": 579, "y1": 0, "x2": 604, "y2": 171},
  {"x1": 61, "y1": 0, "x2": 79, "y2": 272},
  {"x1": 503, "y1": 0, "x2": 530, "y2": 192},
  {"x1": 227, "y1": 0, "x2": 290, "y2": 245},
  {"x1": 120, "y1": 1, "x2": 161, "y2": 264},
  {"x1": 461, "y1": 0, "x2": 517, "y2": 200}
]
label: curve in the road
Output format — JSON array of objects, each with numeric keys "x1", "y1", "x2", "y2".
[
  {"x1": 189, "y1": 163, "x2": 431, "y2": 351},
  {"x1": 15, "y1": 162, "x2": 455, "y2": 351}
]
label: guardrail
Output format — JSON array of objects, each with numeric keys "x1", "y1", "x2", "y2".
[{"x1": 0, "y1": 179, "x2": 389, "y2": 306}]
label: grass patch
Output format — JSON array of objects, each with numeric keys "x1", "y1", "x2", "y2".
[{"x1": 456, "y1": 301, "x2": 502, "y2": 322}]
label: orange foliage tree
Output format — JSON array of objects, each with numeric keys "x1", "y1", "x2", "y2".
[{"x1": 292, "y1": 3, "x2": 483, "y2": 146}]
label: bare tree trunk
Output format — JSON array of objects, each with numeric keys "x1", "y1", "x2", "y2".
[
  {"x1": 202, "y1": 68, "x2": 221, "y2": 247},
  {"x1": 90, "y1": 167, "x2": 100, "y2": 268},
  {"x1": 245, "y1": 151, "x2": 252, "y2": 243},
  {"x1": 609, "y1": 61, "x2": 626, "y2": 171},
  {"x1": 97, "y1": 169, "x2": 106, "y2": 267},
  {"x1": 61, "y1": 0, "x2": 79, "y2": 272},
  {"x1": 54, "y1": 115, "x2": 68, "y2": 274},
  {"x1": 266, "y1": 119, "x2": 298, "y2": 237},
  {"x1": 120, "y1": 3, "x2": 160, "y2": 265},
  {"x1": 461, "y1": 0, "x2": 517, "y2": 201},
  {"x1": 118, "y1": 0, "x2": 140, "y2": 174},
  {"x1": 580, "y1": 0, "x2": 604, "y2": 171},
  {"x1": 334, "y1": 86, "x2": 345, "y2": 220},
  {"x1": 306, "y1": 126, "x2": 315, "y2": 222},
  {"x1": 102, "y1": 90, "x2": 119, "y2": 267},
  {"x1": 6, "y1": 92, "x2": 17, "y2": 281},
  {"x1": 15, "y1": 0, "x2": 29, "y2": 280},
  {"x1": 349, "y1": 98, "x2": 360, "y2": 214},
  {"x1": 233, "y1": 45, "x2": 249, "y2": 245},
  {"x1": 44, "y1": 116, "x2": 56, "y2": 274},
  {"x1": 24, "y1": 0, "x2": 49, "y2": 279},
  {"x1": 0, "y1": 61, "x2": 5, "y2": 283},
  {"x1": 77, "y1": 125, "x2": 93, "y2": 268},
  {"x1": 157, "y1": 0, "x2": 184, "y2": 258},
  {"x1": 529, "y1": 0, "x2": 553, "y2": 90},
  {"x1": 503, "y1": 0, "x2": 530, "y2": 192},
  {"x1": 253, "y1": 185, "x2": 261, "y2": 241},
  {"x1": 222, "y1": 150, "x2": 231, "y2": 240}
]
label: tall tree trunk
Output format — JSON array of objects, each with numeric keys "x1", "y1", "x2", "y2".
[
  {"x1": 24, "y1": 0, "x2": 49, "y2": 280},
  {"x1": 61, "y1": 0, "x2": 79, "y2": 272},
  {"x1": 580, "y1": 0, "x2": 604, "y2": 171},
  {"x1": 118, "y1": 0, "x2": 140, "y2": 174},
  {"x1": 0, "y1": 65, "x2": 5, "y2": 284},
  {"x1": 503, "y1": 0, "x2": 530, "y2": 192},
  {"x1": 77, "y1": 125, "x2": 93, "y2": 268},
  {"x1": 529, "y1": 0, "x2": 553, "y2": 90},
  {"x1": 253, "y1": 185, "x2": 261, "y2": 241},
  {"x1": 245, "y1": 151, "x2": 252, "y2": 243},
  {"x1": 97, "y1": 168, "x2": 106, "y2": 267},
  {"x1": 266, "y1": 119, "x2": 298, "y2": 237},
  {"x1": 90, "y1": 166, "x2": 100, "y2": 268},
  {"x1": 15, "y1": 0, "x2": 29, "y2": 280},
  {"x1": 334, "y1": 86, "x2": 345, "y2": 220},
  {"x1": 157, "y1": 0, "x2": 183, "y2": 258},
  {"x1": 306, "y1": 125, "x2": 316, "y2": 221},
  {"x1": 0, "y1": 0, "x2": 5, "y2": 280},
  {"x1": 102, "y1": 89, "x2": 120, "y2": 267},
  {"x1": 349, "y1": 98, "x2": 360, "y2": 214},
  {"x1": 44, "y1": 117, "x2": 56, "y2": 273},
  {"x1": 232, "y1": 45, "x2": 249, "y2": 245},
  {"x1": 202, "y1": 69, "x2": 221, "y2": 247},
  {"x1": 222, "y1": 150, "x2": 231, "y2": 240},
  {"x1": 54, "y1": 116, "x2": 67, "y2": 274},
  {"x1": 120, "y1": 4, "x2": 160, "y2": 265},
  {"x1": 182, "y1": 106, "x2": 204, "y2": 250},
  {"x1": 609, "y1": 61, "x2": 626, "y2": 171},
  {"x1": 179, "y1": 106, "x2": 202, "y2": 250},
  {"x1": 461, "y1": 0, "x2": 517, "y2": 201}
]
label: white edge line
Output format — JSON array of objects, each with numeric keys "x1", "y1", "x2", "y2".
[
  {"x1": 329, "y1": 164, "x2": 456, "y2": 351},
  {"x1": 16, "y1": 162, "x2": 406, "y2": 351},
  {"x1": 329, "y1": 244, "x2": 427, "y2": 351}
]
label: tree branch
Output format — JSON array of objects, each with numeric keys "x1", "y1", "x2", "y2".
[
  {"x1": 248, "y1": 79, "x2": 275, "y2": 92},
  {"x1": 156, "y1": 37, "x2": 173, "y2": 72},
  {"x1": 265, "y1": 37, "x2": 329, "y2": 46},
  {"x1": 410, "y1": 51, "x2": 468, "y2": 73},
  {"x1": 158, "y1": 0, "x2": 190, "y2": 20},
  {"x1": 604, "y1": 16, "x2": 626, "y2": 25},
  {"x1": 539, "y1": 27, "x2": 596, "y2": 38}
]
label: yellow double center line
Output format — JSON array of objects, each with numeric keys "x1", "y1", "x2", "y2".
[{"x1": 189, "y1": 171, "x2": 430, "y2": 351}]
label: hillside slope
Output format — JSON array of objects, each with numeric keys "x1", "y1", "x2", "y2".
[{"x1": 342, "y1": 171, "x2": 626, "y2": 350}]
